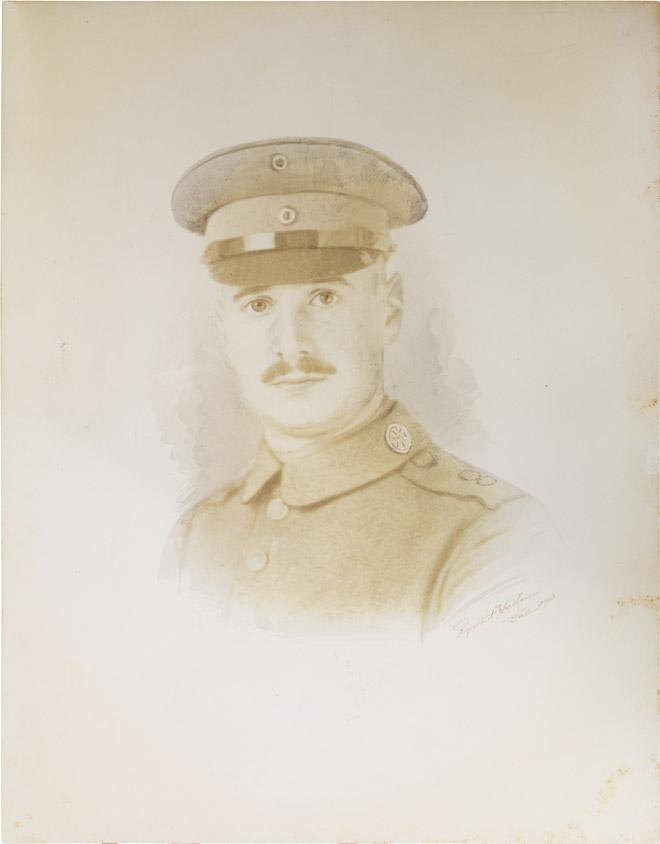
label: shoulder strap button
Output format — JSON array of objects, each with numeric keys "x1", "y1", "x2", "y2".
[{"x1": 412, "y1": 449, "x2": 437, "y2": 468}]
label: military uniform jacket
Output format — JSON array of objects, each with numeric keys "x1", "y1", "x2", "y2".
[{"x1": 165, "y1": 400, "x2": 555, "y2": 637}]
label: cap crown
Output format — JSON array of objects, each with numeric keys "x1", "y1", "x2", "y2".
[{"x1": 172, "y1": 137, "x2": 427, "y2": 235}]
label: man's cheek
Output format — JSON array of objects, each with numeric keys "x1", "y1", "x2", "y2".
[
  {"x1": 229, "y1": 331, "x2": 264, "y2": 367},
  {"x1": 317, "y1": 325, "x2": 357, "y2": 357}
]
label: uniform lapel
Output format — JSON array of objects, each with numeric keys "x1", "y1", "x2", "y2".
[{"x1": 240, "y1": 442, "x2": 282, "y2": 504}]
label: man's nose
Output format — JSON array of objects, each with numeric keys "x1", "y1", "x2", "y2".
[{"x1": 270, "y1": 305, "x2": 311, "y2": 359}]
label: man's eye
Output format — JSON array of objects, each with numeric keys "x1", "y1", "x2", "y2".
[
  {"x1": 245, "y1": 298, "x2": 271, "y2": 314},
  {"x1": 310, "y1": 290, "x2": 338, "y2": 307}
]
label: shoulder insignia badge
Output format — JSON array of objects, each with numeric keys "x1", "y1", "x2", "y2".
[{"x1": 401, "y1": 446, "x2": 525, "y2": 510}]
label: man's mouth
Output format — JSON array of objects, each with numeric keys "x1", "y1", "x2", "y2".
[{"x1": 271, "y1": 374, "x2": 327, "y2": 390}]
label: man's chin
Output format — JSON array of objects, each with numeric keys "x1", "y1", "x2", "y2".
[
  {"x1": 265, "y1": 415, "x2": 337, "y2": 438},
  {"x1": 259, "y1": 402, "x2": 345, "y2": 439}
]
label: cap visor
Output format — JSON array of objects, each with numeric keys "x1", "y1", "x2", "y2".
[{"x1": 204, "y1": 247, "x2": 382, "y2": 286}]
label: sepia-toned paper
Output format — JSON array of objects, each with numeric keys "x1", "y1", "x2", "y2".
[{"x1": 2, "y1": 2, "x2": 658, "y2": 841}]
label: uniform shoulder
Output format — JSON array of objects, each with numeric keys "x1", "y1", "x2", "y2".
[
  {"x1": 400, "y1": 444, "x2": 527, "y2": 511},
  {"x1": 160, "y1": 476, "x2": 245, "y2": 574},
  {"x1": 187, "y1": 476, "x2": 245, "y2": 518}
]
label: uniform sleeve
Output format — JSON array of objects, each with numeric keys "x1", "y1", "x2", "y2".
[
  {"x1": 422, "y1": 495, "x2": 566, "y2": 638},
  {"x1": 157, "y1": 506, "x2": 197, "y2": 590}
]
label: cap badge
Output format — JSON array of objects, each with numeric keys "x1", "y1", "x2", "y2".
[
  {"x1": 385, "y1": 422, "x2": 412, "y2": 454},
  {"x1": 277, "y1": 206, "x2": 297, "y2": 225},
  {"x1": 271, "y1": 153, "x2": 288, "y2": 171}
]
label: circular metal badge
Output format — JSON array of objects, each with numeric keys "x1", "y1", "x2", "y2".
[
  {"x1": 277, "y1": 206, "x2": 297, "y2": 225},
  {"x1": 385, "y1": 422, "x2": 412, "y2": 454}
]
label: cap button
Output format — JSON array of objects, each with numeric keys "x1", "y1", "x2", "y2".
[
  {"x1": 277, "y1": 206, "x2": 297, "y2": 225},
  {"x1": 385, "y1": 422, "x2": 412, "y2": 454},
  {"x1": 271, "y1": 152, "x2": 288, "y2": 171}
]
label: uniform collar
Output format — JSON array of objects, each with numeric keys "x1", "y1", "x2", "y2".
[{"x1": 241, "y1": 399, "x2": 430, "y2": 507}]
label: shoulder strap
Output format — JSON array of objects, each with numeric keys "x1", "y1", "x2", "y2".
[{"x1": 400, "y1": 445, "x2": 527, "y2": 511}]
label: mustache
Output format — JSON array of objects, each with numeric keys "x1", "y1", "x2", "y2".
[{"x1": 261, "y1": 355, "x2": 337, "y2": 384}]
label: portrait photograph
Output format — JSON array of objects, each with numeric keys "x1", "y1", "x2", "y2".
[{"x1": 2, "y1": 2, "x2": 658, "y2": 841}]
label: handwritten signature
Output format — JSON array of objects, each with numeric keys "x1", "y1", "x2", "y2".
[{"x1": 453, "y1": 590, "x2": 557, "y2": 639}]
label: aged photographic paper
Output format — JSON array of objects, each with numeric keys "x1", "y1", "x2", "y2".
[{"x1": 2, "y1": 2, "x2": 657, "y2": 841}]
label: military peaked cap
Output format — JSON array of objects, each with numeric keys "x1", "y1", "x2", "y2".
[{"x1": 171, "y1": 137, "x2": 427, "y2": 285}]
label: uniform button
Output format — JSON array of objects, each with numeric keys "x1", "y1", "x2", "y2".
[
  {"x1": 267, "y1": 497, "x2": 289, "y2": 521},
  {"x1": 245, "y1": 549, "x2": 268, "y2": 572},
  {"x1": 412, "y1": 449, "x2": 437, "y2": 468}
]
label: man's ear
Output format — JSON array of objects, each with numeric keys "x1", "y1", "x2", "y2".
[{"x1": 384, "y1": 272, "x2": 403, "y2": 343}]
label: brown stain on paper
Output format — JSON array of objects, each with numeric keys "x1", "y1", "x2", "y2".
[
  {"x1": 627, "y1": 393, "x2": 658, "y2": 412},
  {"x1": 616, "y1": 594, "x2": 660, "y2": 611},
  {"x1": 591, "y1": 767, "x2": 632, "y2": 817}
]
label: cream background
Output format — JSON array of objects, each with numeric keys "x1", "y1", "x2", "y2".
[{"x1": 2, "y1": 2, "x2": 658, "y2": 841}]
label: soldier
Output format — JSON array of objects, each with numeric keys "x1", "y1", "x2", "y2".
[{"x1": 164, "y1": 137, "x2": 558, "y2": 638}]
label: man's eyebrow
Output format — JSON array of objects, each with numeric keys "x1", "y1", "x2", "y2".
[{"x1": 232, "y1": 285, "x2": 272, "y2": 302}]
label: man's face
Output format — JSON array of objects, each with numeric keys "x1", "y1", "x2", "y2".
[{"x1": 217, "y1": 258, "x2": 400, "y2": 436}]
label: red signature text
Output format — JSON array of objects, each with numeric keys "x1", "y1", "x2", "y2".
[{"x1": 453, "y1": 591, "x2": 557, "y2": 639}]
